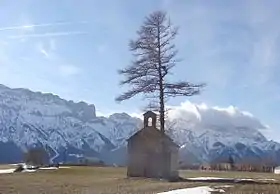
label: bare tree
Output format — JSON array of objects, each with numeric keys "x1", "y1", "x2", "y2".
[{"x1": 116, "y1": 11, "x2": 205, "y2": 132}]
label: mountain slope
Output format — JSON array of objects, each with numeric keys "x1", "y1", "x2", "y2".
[
  {"x1": 0, "y1": 84, "x2": 141, "y2": 163},
  {"x1": 0, "y1": 84, "x2": 279, "y2": 165}
]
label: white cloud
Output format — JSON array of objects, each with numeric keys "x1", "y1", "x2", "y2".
[
  {"x1": 0, "y1": 21, "x2": 88, "y2": 32},
  {"x1": 113, "y1": 100, "x2": 269, "y2": 139},
  {"x1": 129, "y1": 112, "x2": 143, "y2": 119},
  {"x1": 34, "y1": 39, "x2": 81, "y2": 77},
  {"x1": 40, "y1": 48, "x2": 49, "y2": 58},
  {"x1": 8, "y1": 31, "x2": 88, "y2": 39},
  {"x1": 167, "y1": 101, "x2": 267, "y2": 131},
  {"x1": 37, "y1": 39, "x2": 57, "y2": 58},
  {"x1": 100, "y1": 100, "x2": 269, "y2": 137},
  {"x1": 37, "y1": 42, "x2": 49, "y2": 58}
]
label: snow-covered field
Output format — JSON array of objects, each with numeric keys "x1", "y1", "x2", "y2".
[
  {"x1": 157, "y1": 177, "x2": 278, "y2": 193},
  {"x1": 0, "y1": 164, "x2": 62, "y2": 175},
  {"x1": 185, "y1": 177, "x2": 276, "y2": 182},
  {"x1": 0, "y1": 168, "x2": 37, "y2": 174},
  {"x1": 157, "y1": 185, "x2": 231, "y2": 194},
  {"x1": 39, "y1": 167, "x2": 59, "y2": 170},
  {"x1": 0, "y1": 169, "x2": 16, "y2": 174}
]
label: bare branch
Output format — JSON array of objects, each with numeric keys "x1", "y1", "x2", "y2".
[
  {"x1": 164, "y1": 82, "x2": 206, "y2": 97},
  {"x1": 115, "y1": 10, "x2": 206, "y2": 132}
]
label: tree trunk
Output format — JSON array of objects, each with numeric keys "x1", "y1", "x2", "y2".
[
  {"x1": 159, "y1": 79, "x2": 165, "y2": 133},
  {"x1": 115, "y1": 11, "x2": 205, "y2": 132},
  {"x1": 157, "y1": 19, "x2": 165, "y2": 133}
]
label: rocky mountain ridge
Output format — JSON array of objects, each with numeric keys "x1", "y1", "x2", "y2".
[{"x1": 0, "y1": 84, "x2": 279, "y2": 165}]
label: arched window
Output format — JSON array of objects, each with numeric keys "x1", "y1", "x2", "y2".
[{"x1": 148, "y1": 117, "x2": 152, "y2": 126}]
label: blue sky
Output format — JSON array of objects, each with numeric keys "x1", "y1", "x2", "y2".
[{"x1": 0, "y1": 0, "x2": 279, "y2": 140}]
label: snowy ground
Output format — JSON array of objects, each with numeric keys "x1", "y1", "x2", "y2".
[
  {"x1": 0, "y1": 168, "x2": 37, "y2": 174},
  {"x1": 185, "y1": 177, "x2": 276, "y2": 182},
  {"x1": 157, "y1": 177, "x2": 278, "y2": 194},
  {"x1": 0, "y1": 164, "x2": 65, "y2": 174},
  {"x1": 39, "y1": 167, "x2": 59, "y2": 170},
  {"x1": 0, "y1": 169, "x2": 16, "y2": 174},
  {"x1": 58, "y1": 166, "x2": 71, "y2": 169},
  {"x1": 157, "y1": 185, "x2": 231, "y2": 194}
]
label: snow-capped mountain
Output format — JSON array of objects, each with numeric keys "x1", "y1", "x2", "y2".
[
  {"x1": 0, "y1": 84, "x2": 279, "y2": 165},
  {"x1": 0, "y1": 84, "x2": 141, "y2": 163},
  {"x1": 170, "y1": 120, "x2": 280, "y2": 165}
]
